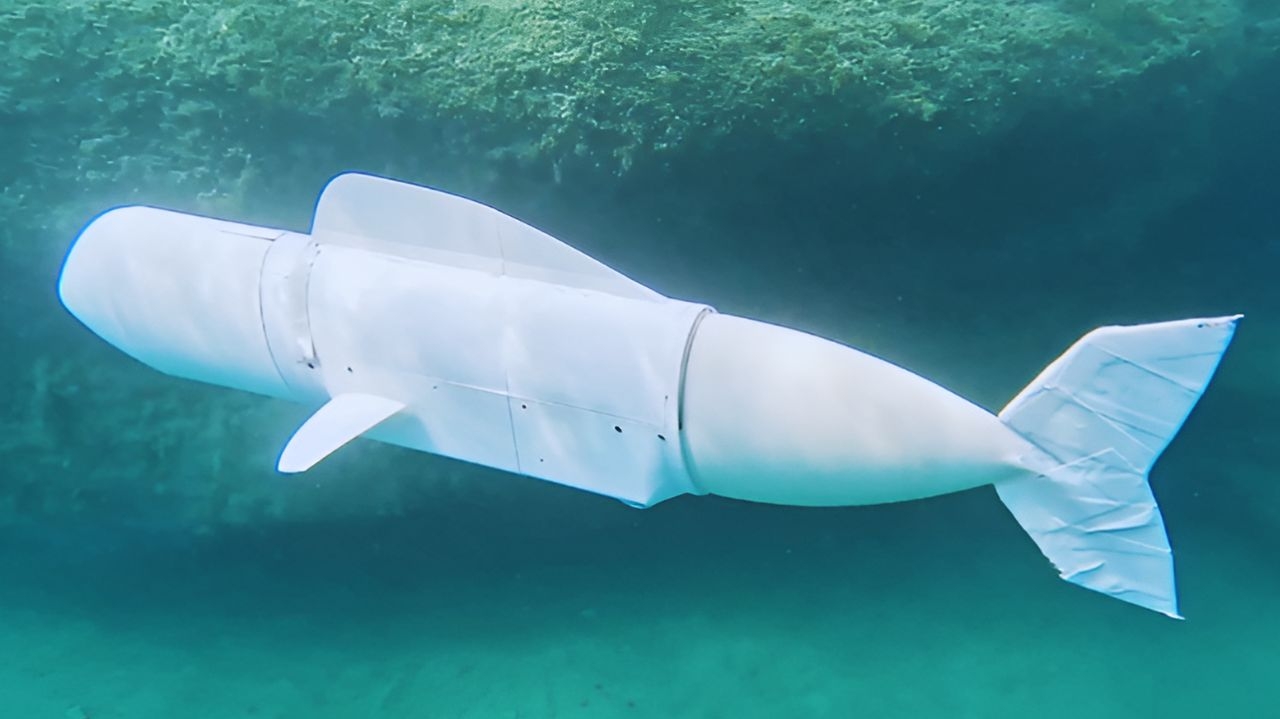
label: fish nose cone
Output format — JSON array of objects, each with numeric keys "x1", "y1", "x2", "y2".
[
  {"x1": 58, "y1": 206, "x2": 134, "y2": 333},
  {"x1": 681, "y1": 314, "x2": 1031, "y2": 506},
  {"x1": 56, "y1": 206, "x2": 292, "y2": 399}
]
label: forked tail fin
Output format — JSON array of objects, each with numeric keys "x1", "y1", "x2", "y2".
[{"x1": 996, "y1": 315, "x2": 1241, "y2": 618}]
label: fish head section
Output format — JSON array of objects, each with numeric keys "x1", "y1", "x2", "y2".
[{"x1": 58, "y1": 206, "x2": 295, "y2": 399}]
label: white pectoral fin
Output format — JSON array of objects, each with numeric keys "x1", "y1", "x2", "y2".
[{"x1": 277, "y1": 393, "x2": 407, "y2": 473}]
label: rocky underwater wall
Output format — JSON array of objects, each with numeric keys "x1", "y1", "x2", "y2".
[{"x1": 1, "y1": 0, "x2": 1277, "y2": 530}]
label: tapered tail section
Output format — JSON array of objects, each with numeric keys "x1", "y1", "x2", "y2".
[{"x1": 996, "y1": 315, "x2": 1241, "y2": 618}]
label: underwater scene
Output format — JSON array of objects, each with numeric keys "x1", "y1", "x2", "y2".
[{"x1": 2, "y1": 1, "x2": 1279, "y2": 716}]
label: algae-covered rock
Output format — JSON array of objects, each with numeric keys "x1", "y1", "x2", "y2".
[{"x1": 1, "y1": 0, "x2": 1275, "y2": 235}]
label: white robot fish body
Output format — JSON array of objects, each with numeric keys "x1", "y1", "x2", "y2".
[{"x1": 58, "y1": 173, "x2": 1240, "y2": 618}]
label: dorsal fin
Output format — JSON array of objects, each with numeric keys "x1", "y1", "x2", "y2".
[
  {"x1": 310, "y1": 173, "x2": 662, "y2": 300},
  {"x1": 277, "y1": 393, "x2": 406, "y2": 473}
]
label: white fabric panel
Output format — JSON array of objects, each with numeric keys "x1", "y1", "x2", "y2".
[
  {"x1": 306, "y1": 246, "x2": 509, "y2": 393},
  {"x1": 303, "y1": 243, "x2": 706, "y2": 505},
  {"x1": 503, "y1": 281, "x2": 701, "y2": 424},
  {"x1": 509, "y1": 400, "x2": 685, "y2": 506},
  {"x1": 305, "y1": 246, "x2": 520, "y2": 475},
  {"x1": 503, "y1": 280, "x2": 708, "y2": 505},
  {"x1": 370, "y1": 376, "x2": 523, "y2": 477}
]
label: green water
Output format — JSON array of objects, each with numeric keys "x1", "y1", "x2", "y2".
[{"x1": 3, "y1": 2, "x2": 1279, "y2": 716}]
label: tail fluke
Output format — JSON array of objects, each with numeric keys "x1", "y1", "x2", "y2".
[{"x1": 996, "y1": 315, "x2": 1241, "y2": 618}]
